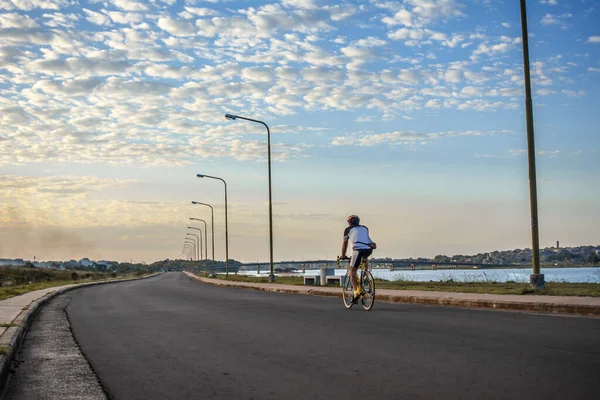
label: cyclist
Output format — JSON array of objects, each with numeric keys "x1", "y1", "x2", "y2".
[{"x1": 340, "y1": 215, "x2": 376, "y2": 300}]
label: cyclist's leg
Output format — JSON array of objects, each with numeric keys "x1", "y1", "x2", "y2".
[
  {"x1": 349, "y1": 250, "x2": 363, "y2": 295},
  {"x1": 361, "y1": 249, "x2": 373, "y2": 270}
]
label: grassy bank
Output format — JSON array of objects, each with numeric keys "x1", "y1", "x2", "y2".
[
  {"x1": 207, "y1": 274, "x2": 600, "y2": 297},
  {"x1": 0, "y1": 267, "x2": 143, "y2": 301}
]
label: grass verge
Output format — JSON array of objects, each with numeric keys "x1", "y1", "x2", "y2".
[
  {"x1": 206, "y1": 274, "x2": 600, "y2": 297},
  {"x1": 0, "y1": 268, "x2": 151, "y2": 301}
]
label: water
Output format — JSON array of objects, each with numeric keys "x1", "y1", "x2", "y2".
[{"x1": 239, "y1": 267, "x2": 600, "y2": 283}]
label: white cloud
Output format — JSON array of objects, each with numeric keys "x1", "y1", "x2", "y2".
[
  {"x1": 104, "y1": 10, "x2": 144, "y2": 25},
  {"x1": 245, "y1": 4, "x2": 333, "y2": 36},
  {"x1": 157, "y1": 17, "x2": 197, "y2": 36},
  {"x1": 0, "y1": 12, "x2": 39, "y2": 29},
  {"x1": 325, "y1": 4, "x2": 357, "y2": 21},
  {"x1": 541, "y1": 13, "x2": 571, "y2": 28},
  {"x1": 587, "y1": 36, "x2": 600, "y2": 44},
  {"x1": 42, "y1": 12, "x2": 79, "y2": 28},
  {"x1": 388, "y1": 27, "x2": 463, "y2": 47},
  {"x1": 561, "y1": 90, "x2": 584, "y2": 97},
  {"x1": 382, "y1": 9, "x2": 413, "y2": 27},
  {"x1": 183, "y1": 7, "x2": 219, "y2": 17},
  {"x1": 540, "y1": 0, "x2": 558, "y2": 5},
  {"x1": 331, "y1": 129, "x2": 499, "y2": 147},
  {"x1": 281, "y1": 0, "x2": 318, "y2": 9},
  {"x1": 471, "y1": 37, "x2": 520, "y2": 59},
  {"x1": 537, "y1": 88, "x2": 556, "y2": 95},
  {"x1": 384, "y1": 0, "x2": 465, "y2": 28},
  {"x1": 83, "y1": 8, "x2": 112, "y2": 25},
  {"x1": 0, "y1": 0, "x2": 72, "y2": 11},
  {"x1": 424, "y1": 99, "x2": 441, "y2": 108},
  {"x1": 110, "y1": 0, "x2": 148, "y2": 12}
]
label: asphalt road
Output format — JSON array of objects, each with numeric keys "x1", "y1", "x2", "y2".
[{"x1": 64, "y1": 272, "x2": 600, "y2": 400}]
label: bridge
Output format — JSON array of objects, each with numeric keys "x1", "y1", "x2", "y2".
[{"x1": 234, "y1": 259, "x2": 515, "y2": 273}]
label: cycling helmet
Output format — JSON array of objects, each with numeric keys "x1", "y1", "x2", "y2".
[{"x1": 347, "y1": 215, "x2": 360, "y2": 225}]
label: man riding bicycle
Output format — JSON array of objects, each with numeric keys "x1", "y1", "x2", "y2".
[{"x1": 340, "y1": 215, "x2": 376, "y2": 300}]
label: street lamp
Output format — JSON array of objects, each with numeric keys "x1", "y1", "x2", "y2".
[
  {"x1": 187, "y1": 226, "x2": 204, "y2": 261},
  {"x1": 197, "y1": 174, "x2": 229, "y2": 278},
  {"x1": 183, "y1": 245, "x2": 192, "y2": 261},
  {"x1": 183, "y1": 242, "x2": 192, "y2": 255},
  {"x1": 189, "y1": 218, "x2": 208, "y2": 262},
  {"x1": 519, "y1": 0, "x2": 544, "y2": 290},
  {"x1": 184, "y1": 245, "x2": 194, "y2": 262},
  {"x1": 225, "y1": 113, "x2": 275, "y2": 282},
  {"x1": 192, "y1": 201, "x2": 215, "y2": 277},
  {"x1": 185, "y1": 238, "x2": 196, "y2": 261},
  {"x1": 186, "y1": 232, "x2": 200, "y2": 262}
]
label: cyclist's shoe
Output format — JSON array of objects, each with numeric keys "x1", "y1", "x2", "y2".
[{"x1": 353, "y1": 289, "x2": 362, "y2": 303}]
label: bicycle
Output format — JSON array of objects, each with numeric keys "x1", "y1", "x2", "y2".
[{"x1": 337, "y1": 256, "x2": 375, "y2": 311}]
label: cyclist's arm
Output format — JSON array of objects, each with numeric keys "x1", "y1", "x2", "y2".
[{"x1": 341, "y1": 239, "x2": 348, "y2": 258}]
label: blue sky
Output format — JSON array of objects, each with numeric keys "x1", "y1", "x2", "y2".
[{"x1": 0, "y1": 0, "x2": 598, "y2": 263}]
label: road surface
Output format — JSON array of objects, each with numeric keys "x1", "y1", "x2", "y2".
[{"x1": 17, "y1": 272, "x2": 600, "y2": 399}]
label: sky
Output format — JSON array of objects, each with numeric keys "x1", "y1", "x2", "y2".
[{"x1": 0, "y1": 0, "x2": 598, "y2": 264}]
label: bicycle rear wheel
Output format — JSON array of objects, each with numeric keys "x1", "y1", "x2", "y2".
[
  {"x1": 360, "y1": 270, "x2": 375, "y2": 311},
  {"x1": 342, "y1": 272, "x2": 354, "y2": 309}
]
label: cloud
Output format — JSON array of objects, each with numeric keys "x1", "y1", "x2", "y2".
[
  {"x1": 157, "y1": 17, "x2": 197, "y2": 36},
  {"x1": 561, "y1": 89, "x2": 584, "y2": 97},
  {"x1": 540, "y1": 0, "x2": 558, "y2": 5},
  {"x1": 587, "y1": 36, "x2": 600, "y2": 44},
  {"x1": 110, "y1": 0, "x2": 148, "y2": 12},
  {"x1": 83, "y1": 8, "x2": 112, "y2": 25},
  {"x1": 382, "y1": 0, "x2": 465, "y2": 28},
  {"x1": 331, "y1": 129, "x2": 504, "y2": 147},
  {"x1": 0, "y1": 13, "x2": 39, "y2": 29},
  {"x1": 325, "y1": 4, "x2": 357, "y2": 21},
  {"x1": 0, "y1": 0, "x2": 72, "y2": 11},
  {"x1": 540, "y1": 13, "x2": 571, "y2": 28},
  {"x1": 27, "y1": 57, "x2": 132, "y2": 77},
  {"x1": 104, "y1": 10, "x2": 144, "y2": 25},
  {"x1": 388, "y1": 27, "x2": 464, "y2": 47},
  {"x1": 183, "y1": 7, "x2": 219, "y2": 17}
]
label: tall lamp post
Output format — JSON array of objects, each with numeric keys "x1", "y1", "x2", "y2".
[
  {"x1": 189, "y1": 218, "x2": 208, "y2": 262},
  {"x1": 192, "y1": 201, "x2": 215, "y2": 277},
  {"x1": 225, "y1": 113, "x2": 275, "y2": 282},
  {"x1": 196, "y1": 174, "x2": 229, "y2": 278},
  {"x1": 187, "y1": 226, "x2": 204, "y2": 261},
  {"x1": 183, "y1": 243, "x2": 191, "y2": 259},
  {"x1": 186, "y1": 232, "x2": 200, "y2": 262},
  {"x1": 519, "y1": 0, "x2": 544, "y2": 290},
  {"x1": 184, "y1": 240, "x2": 195, "y2": 261}
]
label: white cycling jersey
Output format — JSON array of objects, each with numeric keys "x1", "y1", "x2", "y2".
[{"x1": 343, "y1": 225, "x2": 373, "y2": 250}]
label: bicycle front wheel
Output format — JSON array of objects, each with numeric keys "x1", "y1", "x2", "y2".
[
  {"x1": 342, "y1": 272, "x2": 354, "y2": 309},
  {"x1": 361, "y1": 270, "x2": 375, "y2": 311}
]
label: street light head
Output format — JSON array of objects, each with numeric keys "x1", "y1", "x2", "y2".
[
  {"x1": 187, "y1": 226, "x2": 193, "y2": 229},
  {"x1": 196, "y1": 174, "x2": 204, "y2": 178},
  {"x1": 225, "y1": 114, "x2": 237, "y2": 120},
  {"x1": 191, "y1": 201, "x2": 198, "y2": 204}
]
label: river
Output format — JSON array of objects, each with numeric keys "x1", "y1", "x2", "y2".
[{"x1": 240, "y1": 267, "x2": 600, "y2": 283}]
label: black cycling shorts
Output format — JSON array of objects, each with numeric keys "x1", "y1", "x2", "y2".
[{"x1": 350, "y1": 249, "x2": 373, "y2": 269}]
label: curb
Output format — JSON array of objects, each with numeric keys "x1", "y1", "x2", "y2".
[
  {"x1": 184, "y1": 272, "x2": 600, "y2": 317},
  {"x1": 0, "y1": 273, "x2": 161, "y2": 392}
]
